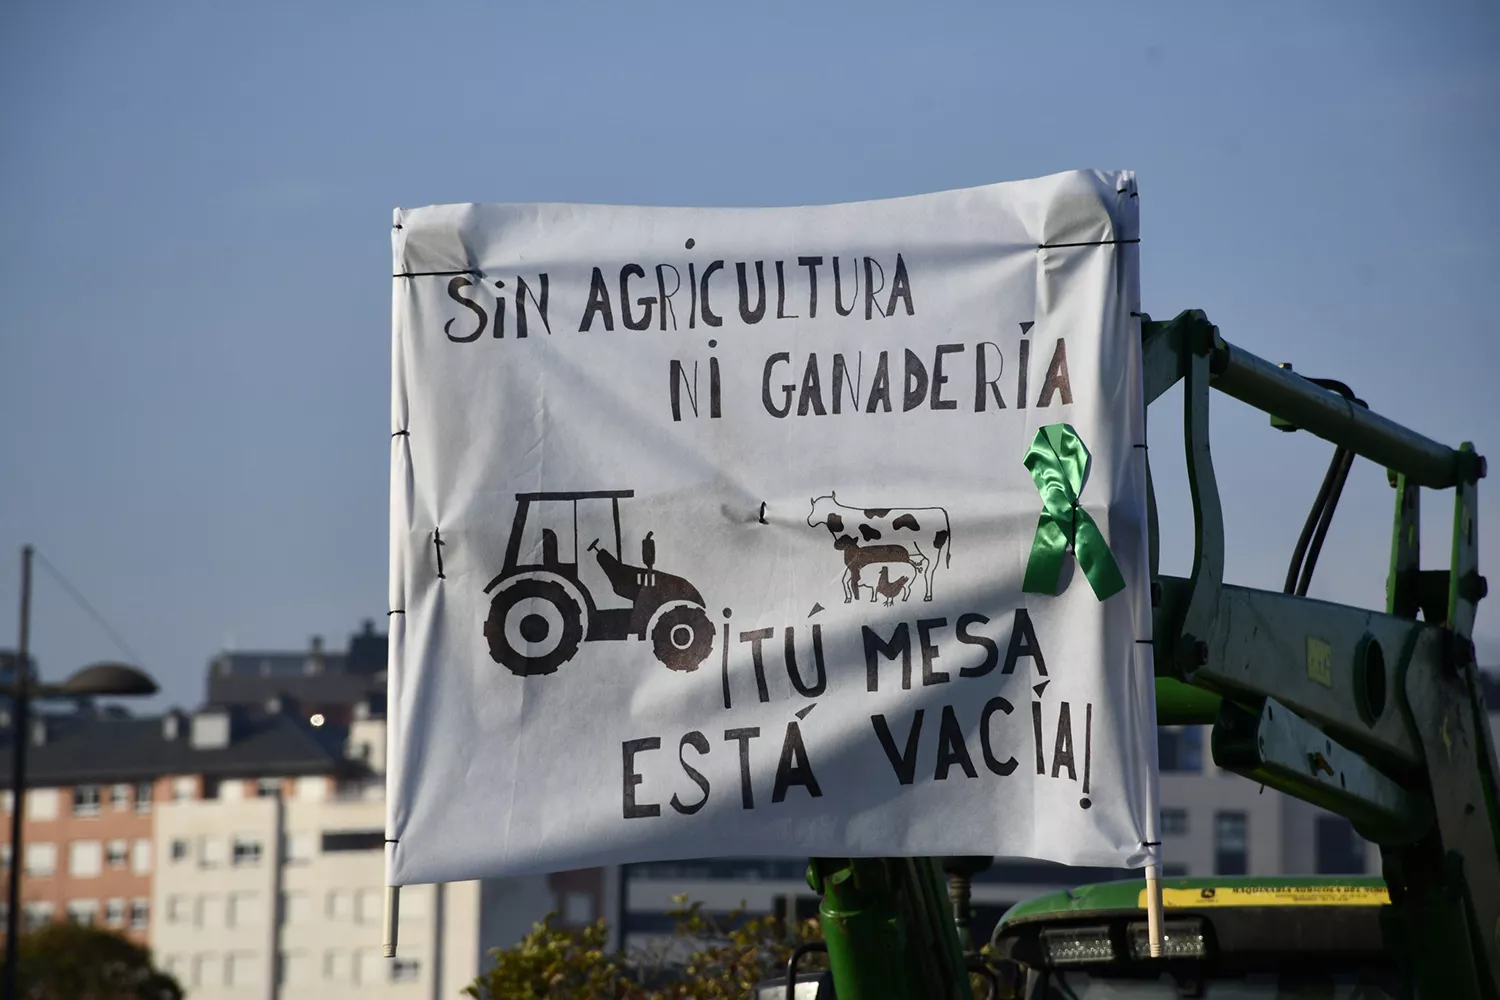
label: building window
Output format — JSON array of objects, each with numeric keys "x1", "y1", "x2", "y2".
[
  {"x1": 134, "y1": 781, "x2": 153, "y2": 814},
  {"x1": 391, "y1": 958, "x2": 421, "y2": 983},
  {"x1": 1215, "y1": 811, "x2": 1249, "y2": 875},
  {"x1": 109, "y1": 784, "x2": 130, "y2": 811},
  {"x1": 171, "y1": 777, "x2": 196, "y2": 802},
  {"x1": 562, "y1": 891, "x2": 594, "y2": 925},
  {"x1": 166, "y1": 896, "x2": 190, "y2": 925},
  {"x1": 0, "y1": 844, "x2": 10, "y2": 869},
  {"x1": 72, "y1": 785, "x2": 102, "y2": 817},
  {"x1": 326, "y1": 890, "x2": 352, "y2": 920},
  {"x1": 257, "y1": 778, "x2": 282, "y2": 798},
  {"x1": 321, "y1": 830, "x2": 383, "y2": 853},
  {"x1": 130, "y1": 898, "x2": 149, "y2": 931},
  {"x1": 106, "y1": 840, "x2": 128, "y2": 869},
  {"x1": 228, "y1": 892, "x2": 261, "y2": 927},
  {"x1": 355, "y1": 888, "x2": 382, "y2": 925},
  {"x1": 283, "y1": 831, "x2": 314, "y2": 865},
  {"x1": 132, "y1": 839, "x2": 152, "y2": 874},
  {"x1": 1160, "y1": 808, "x2": 1189, "y2": 836},
  {"x1": 23, "y1": 902, "x2": 53, "y2": 930},
  {"x1": 323, "y1": 949, "x2": 347, "y2": 982},
  {"x1": 27, "y1": 789, "x2": 59, "y2": 821},
  {"x1": 66, "y1": 899, "x2": 99, "y2": 926},
  {"x1": 199, "y1": 836, "x2": 226, "y2": 868},
  {"x1": 1315, "y1": 816, "x2": 1367, "y2": 874},
  {"x1": 170, "y1": 839, "x2": 190, "y2": 863},
  {"x1": 69, "y1": 840, "x2": 103, "y2": 877},
  {"x1": 232, "y1": 835, "x2": 263, "y2": 867},
  {"x1": 282, "y1": 891, "x2": 310, "y2": 924},
  {"x1": 279, "y1": 952, "x2": 309, "y2": 985},
  {"x1": 1157, "y1": 727, "x2": 1204, "y2": 773},
  {"x1": 194, "y1": 954, "x2": 222, "y2": 990},
  {"x1": 24, "y1": 843, "x2": 56, "y2": 877},
  {"x1": 105, "y1": 898, "x2": 126, "y2": 928}
]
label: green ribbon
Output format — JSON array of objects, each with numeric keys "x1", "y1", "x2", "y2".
[{"x1": 1022, "y1": 423, "x2": 1126, "y2": 601}]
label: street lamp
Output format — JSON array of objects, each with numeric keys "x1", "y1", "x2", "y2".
[{"x1": 3, "y1": 546, "x2": 159, "y2": 1000}]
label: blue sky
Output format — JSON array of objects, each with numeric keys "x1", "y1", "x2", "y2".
[{"x1": 1, "y1": 1, "x2": 1496, "y2": 708}]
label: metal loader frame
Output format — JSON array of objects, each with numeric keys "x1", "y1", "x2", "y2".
[{"x1": 803, "y1": 310, "x2": 1497, "y2": 1000}]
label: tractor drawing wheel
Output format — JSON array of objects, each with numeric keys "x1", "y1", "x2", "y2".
[
  {"x1": 648, "y1": 601, "x2": 715, "y2": 672},
  {"x1": 483, "y1": 577, "x2": 585, "y2": 676}
]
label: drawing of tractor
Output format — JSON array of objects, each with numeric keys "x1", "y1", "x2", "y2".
[{"x1": 481, "y1": 490, "x2": 716, "y2": 677}]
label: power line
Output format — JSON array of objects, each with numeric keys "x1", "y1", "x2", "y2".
[{"x1": 31, "y1": 550, "x2": 145, "y2": 667}]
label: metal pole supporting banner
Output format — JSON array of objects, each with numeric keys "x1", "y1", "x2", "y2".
[{"x1": 4, "y1": 546, "x2": 32, "y2": 1000}]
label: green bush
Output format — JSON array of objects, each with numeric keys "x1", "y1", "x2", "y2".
[
  {"x1": 465, "y1": 895, "x2": 826, "y2": 1000},
  {"x1": 5, "y1": 923, "x2": 182, "y2": 1000}
]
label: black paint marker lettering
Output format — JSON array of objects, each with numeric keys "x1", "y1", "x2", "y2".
[
  {"x1": 863, "y1": 257, "x2": 886, "y2": 320},
  {"x1": 930, "y1": 344, "x2": 962, "y2": 410},
  {"x1": 709, "y1": 356, "x2": 721, "y2": 418},
  {"x1": 775, "y1": 261, "x2": 798, "y2": 319},
  {"x1": 444, "y1": 276, "x2": 486, "y2": 342},
  {"x1": 700, "y1": 260, "x2": 724, "y2": 328},
  {"x1": 656, "y1": 264, "x2": 680, "y2": 331},
  {"x1": 798, "y1": 354, "x2": 827, "y2": 416},
  {"x1": 917, "y1": 617, "x2": 949, "y2": 686},
  {"x1": 865, "y1": 352, "x2": 892, "y2": 413},
  {"x1": 579, "y1": 268, "x2": 615, "y2": 332},
  {"x1": 902, "y1": 349, "x2": 928, "y2": 412},
  {"x1": 738, "y1": 628, "x2": 774, "y2": 703},
  {"x1": 762, "y1": 353, "x2": 793, "y2": 418},
  {"x1": 785, "y1": 625, "x2": 827, "y2": 697},
  {"x1": 622, "y1": 737, "x2": 661, "y2": 819},
  {"x1": 670, "y1": 731, "x2": 710, "y2": 815},
  {"x1": 1082, "y1": 703, "x2": 1092, "y2": 794},
  {"x1": 799, "y1": 256, "x2": 823, "y2": 317},
  {"x1": 871, "y1": 710, "x2": 924, "y2": 785},
  {"x1": 720, "y1": 621, "x2": 732, "y2": 709},
  {"x1": 833, "y1": 256, "x2": 858, "y2": 317},
  {"x1": 772, "y1": 721, "x2": 822, "y2": 802},
  {"x1": 620, "y1": 264, "x2": 654, "y2": 331},
  {"x1": 934, "y1": 705, "x2": 977, "y2": 780},
  {"x1": 737, "y1": 261, "x2": 767, "y2": 324},
  {"x1": 687, "y1": 260, "x2": 698, "y2": 329},
  {"x1": 975, "y1": 342, "x2": 1006, "y2": 411},
  {"x1": 1002, "y1": 609, "x2": 1047, "y2": 675},
  {"x1": 980, "y1": 697, "x2": 1018, "y2": 776},
  {"x1": 1051, "y1": 701, "x2": 1076, "y2": 780},
  {"x1": 831, "y1": 353, "x2": 861, "y2": 414},
  {"x1": 1017, "y1": 337, "x2": 1030, "y2": 409},
  {"x1": 516, "y1": 274, "x2": 550, "y2": 337},
  {"x1": 862, "y1": 622, "x2": 912, "y2": 692},
  {"x1": 1037, "y1": 338, "x2": 1073, "y2": 407},
  {"x1": 956, "y1": 613, "x2": 999, "y2": 678},
  {"x1": 670, "y1": 360, "x2": 699, "y2": 422},
  {"x1": 885, "y1": 253, "x2": 914, "y2": 316},
  {"x1": 724, "y1": 727, "x2": 761, "y2": 809},
  {"x1": 1031, "y1": 702, "x2": 1045, "y2": 774}
]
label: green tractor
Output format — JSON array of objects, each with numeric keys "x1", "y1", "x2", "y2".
[
  {"x1": 989, "y1": 875, "x2": 1397, "y2": 998},
  {"x1": 482, "y1": 490, "x2": 716, "y2": 676},
  {"x1": 750, "y1": 310, "x2": 1496, "y2": 1000}
]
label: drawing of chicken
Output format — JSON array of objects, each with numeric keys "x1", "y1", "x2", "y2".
[{"x1": 876, "y1": 566, "x2": 911, "y2": 606}]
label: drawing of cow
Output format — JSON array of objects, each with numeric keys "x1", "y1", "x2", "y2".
[{"x1": 808, "y1": 494, "x2": 952, "y2": 602}]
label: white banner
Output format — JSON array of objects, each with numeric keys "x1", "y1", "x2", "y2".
[{"x1": 387, "y1": 171, "x2": 1159, "y2": 885}]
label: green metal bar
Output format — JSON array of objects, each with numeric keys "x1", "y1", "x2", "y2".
[
  {"x1": 1212, "y1": 696, "x2": 1429, "y2": 843},
  {"x1": 1210, "y1": 339, "x2": 1466, "y2": 489},
  {"x1": 1154, "y1": 677, "x2": 1220, "y2": 726},
  {"x1": 807, "y1": 857, "x2": 974, "y2": 1000}
]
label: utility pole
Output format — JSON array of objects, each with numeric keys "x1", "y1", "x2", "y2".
[{"x1": 3, "y1": 545, "x2": 31, "y2": 1000}]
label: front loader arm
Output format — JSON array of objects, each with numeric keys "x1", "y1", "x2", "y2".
[{"x1": 806, "y1": 310, "x2": 1495, "y2": 1000}]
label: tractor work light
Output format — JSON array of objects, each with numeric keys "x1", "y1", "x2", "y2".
[
  {"x1": 1128, "y1": 919, "x2": 1208, "y2": 960},
  {"x1": 1039, "y1": 926, "x2": 1116, "y2": 966}
]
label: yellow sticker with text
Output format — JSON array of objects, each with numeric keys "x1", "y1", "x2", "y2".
[
  {"x1": 1307, "y1": 637, "x2": 1334, "y2": 688},
  {"x1": 1138, "y1": 885, "x2": 1389, "y2": 908}
]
